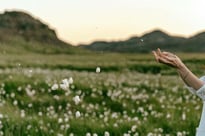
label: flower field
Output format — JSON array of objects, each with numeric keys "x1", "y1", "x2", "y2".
[{"x1": 0, "y1": 53, "x2": 204, "y2": 136}]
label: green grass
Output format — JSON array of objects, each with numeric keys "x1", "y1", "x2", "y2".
[{"x1": 0, "y1": 52, "x2": 204, "y2": 135}]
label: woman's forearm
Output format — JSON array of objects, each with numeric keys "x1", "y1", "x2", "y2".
[
  {"x1": 152, "y1": 49, "x2": 205, "y2": 91},
  {"x1": 177, "y1": 63, "x2": 204, "y2": 90}
]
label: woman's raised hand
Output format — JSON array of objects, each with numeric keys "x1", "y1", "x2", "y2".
[
  {"x1": 153, "y1": 48, "x2": 205, "y2": 91},
  {"x1": 152, "y1": 48, "x2": 184, "y2": 69}
]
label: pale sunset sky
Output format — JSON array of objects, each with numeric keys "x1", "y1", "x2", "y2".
[{"x1": 0, "y1": 0, "x2": 205, "y2": 45}]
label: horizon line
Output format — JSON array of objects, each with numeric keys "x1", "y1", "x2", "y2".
[{"x1": 71, "y1": 28, "x2": 205, "y2": 46}]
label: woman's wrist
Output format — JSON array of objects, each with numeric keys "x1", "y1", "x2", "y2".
[{"x1": 177, "y1": 63, "x2": 190, "y2": 80}]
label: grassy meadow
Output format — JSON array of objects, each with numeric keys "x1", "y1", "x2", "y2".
[{"x1": 0, "y1": 52, "x2": 205, "y2": 136}]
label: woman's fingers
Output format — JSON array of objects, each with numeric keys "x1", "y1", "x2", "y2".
[
  {"x1": 158, "y1": 57, "x2": 176, "y2": 68},
  {"x1": 152, "y1": 49, "x2": 174, "y2": 64},
  {"x1": 164, "y1": 55, "x2": 176, "y2": 61},
  {"x1": 152, "y1": 48, "x2": 180, "y2": 68},
  {"x1": 156, "y1": 48, "x2": 177, "y2": 59},
  {"x1": 157, "y1": 48, "x2": 173, "y2": 58},
  {"x1": 152, "y1": 51, "x2": 159, "y2": 62},
  {"x1": 162, "y1": 51, "x2": 174, "y2": 56},
  {"x1": 157, "y1": 48, "x2": 163, "y2": 57},
  {"x1": 163, "y1": 55, "x2": 180, "y2": 68}
]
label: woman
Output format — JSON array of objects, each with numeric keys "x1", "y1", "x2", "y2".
[{"x1": 152, "y1": 48, "x2": 205, "y2": 136}]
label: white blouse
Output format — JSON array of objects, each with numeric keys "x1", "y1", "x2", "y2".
[{"x1": 186, "y1": 76, "x2": 205, "y2": 136}]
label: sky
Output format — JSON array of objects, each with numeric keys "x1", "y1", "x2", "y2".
[{"x1": 0, "y1": 0, "x2": 205, "y2": 45}]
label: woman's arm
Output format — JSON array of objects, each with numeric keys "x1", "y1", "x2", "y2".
[
  {"x1": 177, "y1": 62, "x2": 204, "y2": 90},
  {"x1": 152, "y1": 48, "x2": 204, "y2": 90}
]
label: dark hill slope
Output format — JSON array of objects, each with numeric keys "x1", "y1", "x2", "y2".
[
  {"x1": 0, "y1": 11, "x2": 87, "y2": 54},
  {"x1": 81, "y1": 30, "x2": 205, "y2": 53}
]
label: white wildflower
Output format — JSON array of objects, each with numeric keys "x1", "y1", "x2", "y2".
[
  {"x1": 60, "y1": 124, "x2": 65, "y2": 130},
  {"x1": 166, "y1": 113, "x2": 171, "y2": 119},
  {"x1": 38, "y1": 112, "x2": 43, "y2": 116},
  {"x1": 13, "y1": 100, "x2": 18, "y2": 106},
  {"x1": 75, "y1": 111, "x2": 81, "y2": 118},
  {"x1": 28, "y1": 103, "x2": 33, "y2": 108},
  {"x1": 60, "y1": 78, "x2": 70, "y2": 90},
  {"x1": 20, "y1": 110, "x2": 25, "y2": 118},
  {"x1": 93, "y1": 133, "x2": 98, "y2": 136},
  {"x1": 62, "y1": 78, "x2": 69, "y2": 86},
  {"x1": 58, "y1": 118, "x2": 63, "y2": 123},
  {"x1": 64, "y1": 117, "x2": 69, "y2": 122},
  {"x1": 57, "y1": 133, "x2": 63, "y2": 136},
  {"x1": 131, "y1": 125, "x2": 137, "y2": 132},
  {"x1": 10, "y1": 93, "x2": 15, "y2": 98},
  {"x1": 104, "y1": 131, "x2": 110, "y2": 136},
  {"x1": 27, "y1": 125, "x2": 32, "y2": 130},
  {"x1": 86, "y1": 132, "x2": 91, "y2": 136},
  {"x1": 68, "y1": 77, "x2": 73, "y2": 84},
  {"x1": 177, "y1": 132, "x2": 183, "y2": 136},
  {"x1": 51, "y1": 83, "x2": 59, "y2": 90},
  {"x1": 182, "y1": 113, "x2": 186, "y2": 120},
  {"x1": 60, "y1": 83, "x2": 68, "y2": 90},
  {"x1": 73, "y1": 95, "x2": 81, "y2": 105},
  {"x1": 0, "y1": 114, "x2": 3, "y2": 119},
  {"x1": 96, "y1": 67, "x2": 101, "y2": 73}
]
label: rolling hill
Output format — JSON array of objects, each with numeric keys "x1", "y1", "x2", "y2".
[
  {"x1": 1, "y1": 10, "x2": 205, "y2": 54},
  {"x1": 0, "y1": 11, "x2": 87, "y2": 54},
  {"x1": 80, "y1": 30, "x2": 205, "y2": 53}
]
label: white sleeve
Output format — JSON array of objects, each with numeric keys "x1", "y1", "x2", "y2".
[
  {"x1": 186, "y1": 85, "x2": 197, "y2": 95},
  {"x1": 196, "y1": 85, "x2": 205, "y2": 101},
  {"x1": 186, "y1": 76, "x2": 205, "y2": 101}
]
